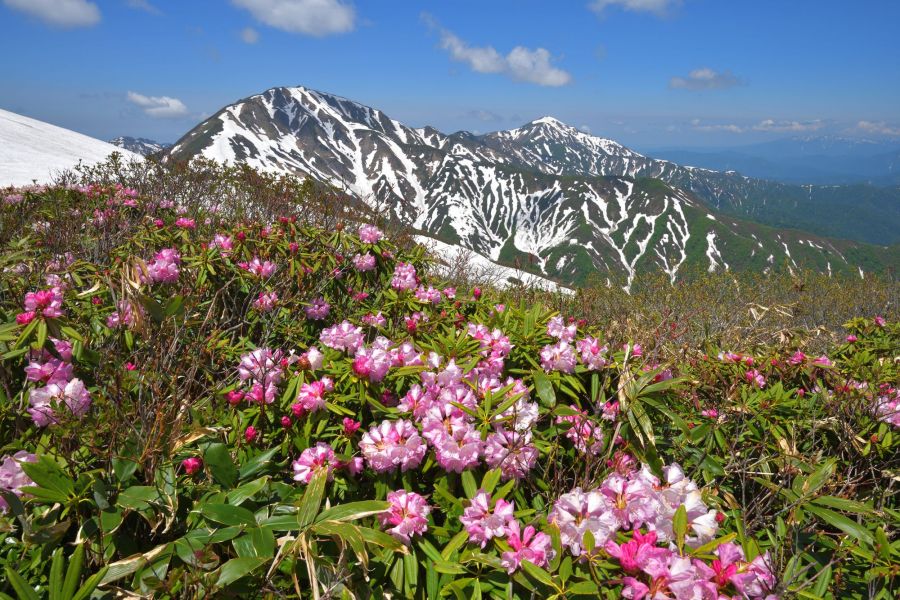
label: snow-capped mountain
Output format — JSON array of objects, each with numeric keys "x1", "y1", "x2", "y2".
[
  {"x1": 164, "y1": 86, "x2": 896, "y2": 286},
  {"x1": 1, "y1": 108, "x2": 141, "y2": 187},
  {"x1": 109, "y1": 136, "x2": 170, "y2": 156}
]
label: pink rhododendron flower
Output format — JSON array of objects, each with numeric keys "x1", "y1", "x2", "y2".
[
  {"x1": 500, "y1": 520, "x2": 552, "y2": 573},
  {"x1": 379, "y1": 490, "x2": 430, "y2": 543},
  {"x1": 175, "y1": 217, "x2": 195, "y2": 229},
  {"x1": 576, "y1": 336, "x2": 609, "y2": 370},
  {"x1": 745, "y1": 369, "x2": 766, "y2": 388},
  {"x1": 812, "y1": 355, "x2": 833, "y2": 368},
  {"x1": 540, "y1": 341, "x2": 577, "y2": 373},
  {"x1": 320, "y1": 320, "x2": 364, "y2": 353},
  {"x1": 23, "y1": 287, "x2": 65, "y2": 318},
  {"x1": 556, "y1": 406, "x2": 605, "y2": 454},
  {"x1": 391, "y1": 262, "x2": 418, "y2": 291},
  {"x1": 16, "y1": 311, "x2": 36, "y2": 325},
  {"x1": 547, "y1": 316, "x2": 577, "y2": 342},
  {"x1": 788, "y1": 351, "x2": 806, "y2": 365},
  {"x1": 550, "y1": 487, "x2": 619, "y2": 555},
  {"x1": 359, "y1": 419, "x2": 427, "y2": 472},
  {"x1": 295, "y1": 379, "x2": 329, "y2": 413},
  {"x1": 605, "y1": 530, "x2": 669, "y2": 574},
  {"x1": 28, "y1": 378, "x2": 92, "y2": 427},
  {"x1": 182, "y1": 457, "x2": 203, "y2": 475},
  {"x1": 210, "y1": 233, "x2": 233, "y2": 253},
  {"x1": 244, "y1": 426, "x2": 259, "y2": 443},
  {"x1": 460, "y1": 490, "x2": 516, "y2": 548},
  {"x1": 352, "y1": 346, "x2": 392, "y2": 382},
  {"x1": 361, "y1": 312, "x2": 387, "y2": 327},
  {"x1": 292, "y1": 443, "x2": 338, "y2": 483},
  {"x1": 238, "y1": 257, "x2": 277, "y2": 278},
  {"x1": 144, "y1": 248, "x2": 181, "y2": 284},
  {"x1": 358, "y1": 224, "x2": 383, "y2": 244},
  {"x1": 352, "y1": 252, "x2": 377, "y2": 271},
  {"x1": 414, "y1": 285, "x2": 443, "y2": 304},
  {"x1": 874, "y1": 315, "x2": 886, "y2": 327},
  {"x1": 304, "y1": 297, "x2": 331, "y2": 320},
  {"x1": 238, "y1": 348, "x2": 284, "y2": 388},
  {"x1": 252, "y1": 291, "x2": 278, "y2": 313},
  {"x1": 483, "y1": 428, "x2": 538, "y2": 480},
  {"x1": 0, "y1": 451, "x2": 37, "y2": 512}
]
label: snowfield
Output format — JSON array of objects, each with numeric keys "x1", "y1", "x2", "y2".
[{"x1": 0, "y1": 108, "x2": 140, "y2": 187}]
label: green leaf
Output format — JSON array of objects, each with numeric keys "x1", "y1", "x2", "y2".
[
  {"x1": 216, "y1": 557, "x2": 268, "y2": 587},
  {"x1": 20, "y1": 457, "x2": 75, "y2": 504},
  {"x1": 205, "y1": 443, "x2": 238, "y2": 488},
  {"x1": 238, "y1": 447, "x2": 279, "y2": 481},
  {"x1": 673, "y1": 504, "x2": 688, "y2": 551},
  {"x1": 480, "y1": 468, "x2": 502, "y2": 495},
  {"x1": 70, "y1": 567, "x2": 108, "y2": 600},
  {"x1": 521, "y1": 560, "x2": 557, "y2": 589},
  {"x1": 297, "y1": 471, "x2": 327, "y2": 528},
  {"x1": 461, "y1": 471, "x2": 478, "y2": 499},
  {"x1": 5, "y1": 567, "x2": 40, "y2": 600},
  {"x1": 568, "y1": 580, "x2": 599, "y2": 595},
  {"x1": 532, "y1": 370, "x2": 556, "y2": 407},
  {"x1": 198, "y1": 503, "x2": 257, "y2": 527},
  {"x1": 315, "y1": 500, "x2": 390, "y2": 523},
  {"x1": 805, "y1": 505, "x2": 874, "y2": 546},
  {"x1": 62, "y1": 544, "x2": 85, "y2": 600},
  {"x1": 49, "y1": 548, "x2": 65, "y2": 600}
]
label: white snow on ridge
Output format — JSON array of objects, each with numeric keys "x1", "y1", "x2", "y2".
[
  {"x1": 0, "y1": 108, "x2": 141, "y2": 187},
  {"x1": 413, "y1": 235, "x2": 573, "y2": 295}
]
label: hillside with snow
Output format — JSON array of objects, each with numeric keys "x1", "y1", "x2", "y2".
[
  {"x1": 163, "y1": 86, "x2": 897, "y2": 286},
  {"x1": 0, "y1": 108, "x2": 140, "y2": 187}
]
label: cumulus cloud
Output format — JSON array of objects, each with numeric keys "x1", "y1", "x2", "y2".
[
  {"x1": 241, "y1": 27, "x2": 260, "y2": 43},
  {"x1": 690, "y1": 119, "x2": 744, "y2": 133},
  {"x1": 753, "y1": 119, "x2": 824, "y2": 133},
  {"x1": 232, "y1": 0, "x2": 355, "y2": 37},
  {"x1": 589, "y1": 0, "x2": 681, "y2": 17},
  {"x1": 3, "y1": 0, "x2": 100, "y2": 28},
  {"x1": 425, "y1": 15, "x2": 571, "y2": 87},
  {"x1": 670, "y1": 67, "x2": 739, "y2": 90},
  {"x1": 127, "y1": 91, "x2": 189, "y2": 118},
  {"x1": 856, "y1": 120, "x2": 900, "y2": 137},
  {"x1": 126, "y1": 0, "x2": 161, "y2": 15}
]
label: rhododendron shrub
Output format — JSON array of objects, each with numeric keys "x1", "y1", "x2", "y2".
[{"x1": 0, "y1": 182, "x2": 896, "y2": 598}]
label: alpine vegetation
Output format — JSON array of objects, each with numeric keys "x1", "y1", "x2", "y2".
[{"x1": 0, "y1": 163, "x2": 896, "y2": 598}]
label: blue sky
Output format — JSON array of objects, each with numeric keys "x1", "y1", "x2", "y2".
[{"x1": 1, "y1": 0, "x2": 898, "y2": 149}]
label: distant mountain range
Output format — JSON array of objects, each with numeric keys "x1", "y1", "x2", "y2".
[
  {"x1": 162, "y1": 86, "x2": 897, "y2": 286},
  {"x1": 646, "y1": 136, "x2": 900, "y2": 186},
  {"x1": 109, "y1": 136, "x2": 170, "y2": 157}
]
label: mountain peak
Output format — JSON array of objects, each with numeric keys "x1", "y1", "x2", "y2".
[{"x1": 529, "y1": 116, "x2": 570, "y2": 128}]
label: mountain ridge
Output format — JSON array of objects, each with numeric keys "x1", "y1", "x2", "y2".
[{"x1": 162, "y1": 85, "x2": 897, "y2": 286}]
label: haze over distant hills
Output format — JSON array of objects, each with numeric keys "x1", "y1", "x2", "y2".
[
  {"x1": 162, "y1": 86, "x2": 898, "y2": 286},
  {"x1": 644, "y1": 136, "x2": 900, "y2": 186}
]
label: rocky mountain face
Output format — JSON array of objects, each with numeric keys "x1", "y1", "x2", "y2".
[
  {"x1": 109, "y1": 136, "x2": 170, "y2": 157},
  {"x1": 163, "y1": 86, "x2": 897, "y2": 287}
]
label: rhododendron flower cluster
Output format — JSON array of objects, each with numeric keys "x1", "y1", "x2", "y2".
[
  {"x1": 23, "y1": 337, "x2": 91, "y2": 427},
  {"x1": 379, "y1": 490, "x2": 430, "y2": 543},
  {"x1": 576, "y1": 336, "x2": 609, "y2": 370},
  {"x1": 253, "y1": 291, "x2": 278, "y2": 313},
  {"x1": 500, "y1": 520, "x2": 553, "y2": 574},
  {"x1": 292, "y1": 443, "x2": 338, "y2": 483},
  {"x1": 391, "y1": 262, "x2": 418, "y2": 291},
  {"x1": 22, "y1": 287, "x2": 65, "y2": 320},
  {"x1": 875, "y1": 386, "x2": 899, "y2": 427},
  {"x1": 460, "y1": 490, "x2": 516, "y2": 548},
  {"x1": 550, "y1": 463, "x2": 719, "y2": 559},
  {"x1": 547, "y1": 315, "x2": 577, "y2": 342},
  {"x1": 143, "y1": 248, "x2": 180, "y2": 284},
  {"x1": 352, "y1": 252, "x2": 376, "y2": 271},
  {"x1": 293, "y1": 378, "x2": 333, "y2": 414},
  {"x1": 556, "y1": 405, "x2": 605, "y2": 454},
  {"x1": 210, "y1": 233, "x2": 233, "y2": 253},
  {"x1": 0, "y1": 451, "x2": 37, "y2": 513},
  {"x1": 106, "y1": 299, "x2": 142, "y2": 329},
  {"x1": 304, "y1": 297, "x2": 331, "y2": 320},
  {"x1": 358, "y1": 224, "x2": 383, "y2": 244},
  {"x1": 540, "y1": 340, "x2": 577, "y2": 373},
  {"x1": 236, "y1": 348, "x2": 284, "y2": 405},
  {"x1": 359, "y1": 419, "x2": 427, "y2": 472},
  {"x1": 238, "y1": 257, "x2": 277, "y2": 278},
  {"x1": 320, "y1": 320, "x2": 364, "y2": 353}
]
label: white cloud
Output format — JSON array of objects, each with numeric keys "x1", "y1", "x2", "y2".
[
  {"x1": 856, "y1": 120, "x2": 900, "y2": 137},
  {"x1": 670, "y1": 67, "x2": 739, "y2": 90},
  {"x1": 690, "y1": 119, "x2": 745, "y2": 133},
  {"x1": 753, "y1": 119, "x2": 823, "y2": 133},
  {"x1": 240, "y1": 27, "x2": 260, "y2": 43},
  {"x1": 3, "y1": 0, "x2": 100, "y2": 28},
  {"x1": 589, "y1": 0, "x2": 681, "y2": 17},
  {"x1": 127, "y1": 91, "x2": 189, "y2": 118},
  {"x1": 232, "y1": 0, "x2": 355, "y2": 37},
  {"x1": 126, "y1": 0, "x2": 161, "y2": 15},
  {"x1": 426, "y1": 16, "x2": 571, "y2": 87}
]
